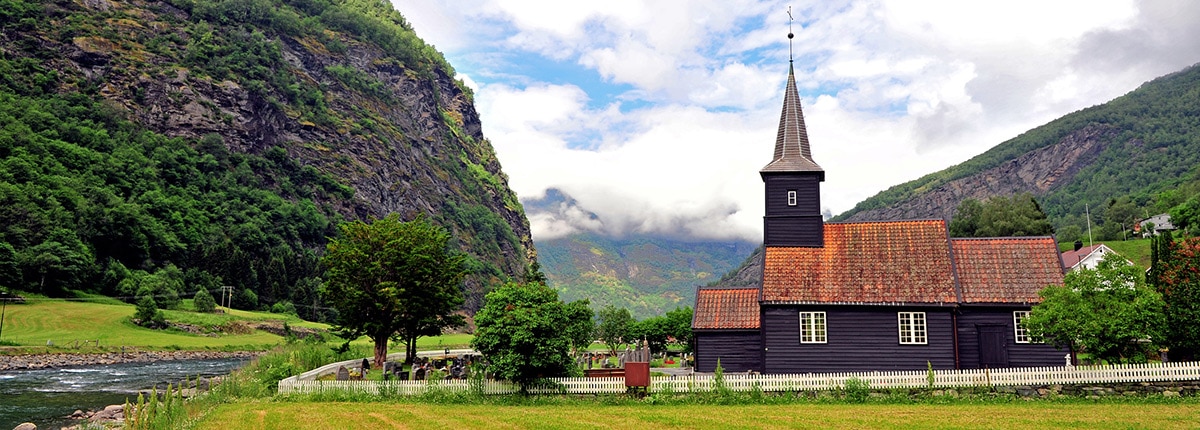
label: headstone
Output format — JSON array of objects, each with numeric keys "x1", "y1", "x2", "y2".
[{"x1": 336, "y1": 366, "x2": 349, "y2": 381}]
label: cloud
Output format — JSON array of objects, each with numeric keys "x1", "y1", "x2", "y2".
[{"x1": 395, "y1": 0, "x2": 1200, "y2": 243}]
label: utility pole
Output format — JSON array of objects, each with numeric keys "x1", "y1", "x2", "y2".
[{"x1": 221, "y1": 286, "x2": 233, "y2": 309}]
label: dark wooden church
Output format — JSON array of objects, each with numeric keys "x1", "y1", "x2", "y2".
[{"x1": 691, "y1": 62, "x2": 1067, "y2": 374}]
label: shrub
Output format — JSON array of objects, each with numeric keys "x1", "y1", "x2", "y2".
[
  {"x1": 194, "y1": 287, "x2": 216, "y2": 313},
  {"x1": 843, "y1": 377, "x2": 870, "y2": 403}
]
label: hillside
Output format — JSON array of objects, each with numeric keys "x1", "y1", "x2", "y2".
[
  {"x1": 538, "y1": 232, "x2": 757, "y2": 319},
  {"x1": 0, "y1": 0, "x2": 532, "y2": 313},
  {"x1": 832, "y1": 63, "x2": 1200, "y2": 230}
]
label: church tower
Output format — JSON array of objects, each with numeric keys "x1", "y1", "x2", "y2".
[{"x1": 760, "y1": 62, "x2": 824, "y2": 247}]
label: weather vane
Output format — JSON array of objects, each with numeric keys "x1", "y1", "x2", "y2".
[{"x1": 787, "y1": 6, "x2": 795, "y2": 62}]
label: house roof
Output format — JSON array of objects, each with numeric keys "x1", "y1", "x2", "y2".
[
  {"x1": 952, "y1": 237, "x2": 1065, "y2": 303},
  {"x1": 1060, "y1": 244, "x2": 1104, "y2": 269},
  {"x1": 760, "y1": 63, "x2": 824, "y2": 177},
  {"x1": 693, "y1": 288, "x2": 760, "y2": 329},
  {"x1": 761, "y1": 220, "x2": 958, "y2": 304}
]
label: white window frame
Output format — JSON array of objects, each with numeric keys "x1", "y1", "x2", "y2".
[
  {"x1": 898, "y1": 312, "x2": 927, "y2": 345},
  {"x1": 799, "y1": 311, "x2": 827, "y2": 344},
  {"x1": 787, "y1": 190, "x2": 797, "y2": 206},
  {"x1": 1014, "y1": 311, "x2": 1032, "y2": 344}
]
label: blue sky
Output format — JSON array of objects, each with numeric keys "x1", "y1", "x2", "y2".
[{"x1": 396, "y1": 0, "x2": 1200, "y2": 243}]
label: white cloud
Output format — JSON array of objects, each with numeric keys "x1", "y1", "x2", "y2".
[{"x1": 395, "y1": 0, "x2": 1200, "y2": 243}]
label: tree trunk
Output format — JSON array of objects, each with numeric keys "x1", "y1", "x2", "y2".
[
  {"x1": 405, "y1": 335, "x2": 417, "y2": 365},
  {"x1": 371, "y1": 334, "x2": 387, "y2": 369}
]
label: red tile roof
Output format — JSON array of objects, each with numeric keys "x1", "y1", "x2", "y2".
[
  {"x1": 693, "y1": 288, "x2": 760, "y2": 329},
  {"x1": 1060, "y1": 244, "x2": 1103, "y2": 269},
  {"x1": 952, "y1": 237, "x2": 1065, "y2": 303},
  {"x1": 761, "y1": 220, "x2": 958, "y2": 304}
]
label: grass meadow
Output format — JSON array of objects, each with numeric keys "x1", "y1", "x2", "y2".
[{"x1": 194, "y1": 400, "x2": 1200, "y2": 429}]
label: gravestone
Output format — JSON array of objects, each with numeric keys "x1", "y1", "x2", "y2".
[{"x1": 335, "y1": 366, "x2": 349, "y2": 381}]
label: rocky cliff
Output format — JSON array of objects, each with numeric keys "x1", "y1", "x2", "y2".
[
  {"x1": 0, "y1": 0, "x2": 532, "y2": 310},
  {"x1": 842, "y1": 124, "x2": 1114, "y2": 222}
]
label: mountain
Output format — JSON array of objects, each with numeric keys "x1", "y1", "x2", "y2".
[
  {"x1": 833, "y1": 63, "x2": 1200, "y2": 227},
  {"x1": 525, "y1": 189, "x2": 757, "y2": 318},
  {"x1": 0, "y1": 0, "x2": 532, "y2": 314},
  {"x1": 712, "y1": 63, "x2": 1200, "y2": 289}
]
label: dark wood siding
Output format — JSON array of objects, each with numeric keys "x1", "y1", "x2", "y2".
[
  {"x1": 695, "y1": 331, "x2": 762, "y2": 372},
  {"x1": 763, "y1": 173, "x2": 823, "y2": 247},
  {"x1": 957, "y1": 307, "x2": 1066, "y2": 369},
  {"x1": 762, "y1": 305, "x2": 957, "y2": 373}
]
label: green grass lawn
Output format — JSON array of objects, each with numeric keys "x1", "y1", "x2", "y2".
[
  {"x1": 0, "y1": 300, "x2": 284, "y2": 350},
  {"x1": 195, "y1": 401, "x2": 1200, "y2": 429},
  {"x1": 1059, "y1": 237, "x2": 1152, "y2": 268},
  {"x1": 0, "y1": 299, "x2": 473, "y2": 353}
]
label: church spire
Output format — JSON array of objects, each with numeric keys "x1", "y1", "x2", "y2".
[
  {"x1": 760, "y1": 63, "x2": 823, "y2": 178},
  {"x1": 761, "y1": 7, "x2": 822, "y2": 178}
]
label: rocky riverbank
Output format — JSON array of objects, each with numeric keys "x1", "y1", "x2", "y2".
[{"x1": 0, "y1": 350, "x2": 261, "y2": 371}]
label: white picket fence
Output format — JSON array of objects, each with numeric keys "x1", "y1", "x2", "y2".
[{"x1": 277, "y1": 361, "x2": 1200, "y2": 396}]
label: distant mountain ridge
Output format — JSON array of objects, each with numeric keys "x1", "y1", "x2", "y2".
[
  {"x1": 524, "y1": 188, "x2": 757, "y2": 318},
  {"x1": 833, "y1": 63, "x2": 1200, "y2": 226}
]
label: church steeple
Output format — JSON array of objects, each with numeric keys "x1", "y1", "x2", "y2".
[
  {"x1": 760, "y1": 39, "x2": 824, "y2": 247},
  {"x1": 760, "y1": 63, "x2": 824, "y2": 179}
]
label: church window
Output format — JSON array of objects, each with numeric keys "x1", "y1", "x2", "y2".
[
  {"x1": 787, "y1": 190, "x2": 797, "y2": 206},
  {"x1": 898, "y1": 312, "x2": 927, "y2": 344},
  {"x1": 799, "y1": 312, "x2": 826, "y2": 343}
]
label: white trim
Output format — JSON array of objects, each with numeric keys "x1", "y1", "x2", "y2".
[
  {"x1": 799, "y1": 311, "x2": 827, "y2": 344},
  {"x1": 1014, "y1": 311, "x2": 1032, "y2": 344},
  {"x1": 787, "y1": 190, "x2": 797, "y2": 206},
  {"x1": 898, "y1": 312, "x2": 927, "y2": 345}
]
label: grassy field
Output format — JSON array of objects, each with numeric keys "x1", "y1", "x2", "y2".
[
  {"x1": 195, "y1": 401, "x2": 1200, "y2": 429},
  {"x1": 1058, "y1": 237, "x2": 1152, "y2": 268},
  {"x1": 0, "y1": 298, "x2": 473, "y2": 353}
]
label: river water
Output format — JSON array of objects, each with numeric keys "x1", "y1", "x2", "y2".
[{"x1": 0, "y1": 357, "x2": 249, "y2": 429}]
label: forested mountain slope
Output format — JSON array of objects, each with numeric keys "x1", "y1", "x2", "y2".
[
  {"x1": 833, "y1": 63, "x2": 1200, "y2": 231},
  {"x1": 0, "y1": 0, "x2": 532, "y2": 316}
]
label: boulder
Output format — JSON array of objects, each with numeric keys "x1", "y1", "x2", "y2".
[{"x1": 13, "y1": 423, "x2": 37, "y2": 430}]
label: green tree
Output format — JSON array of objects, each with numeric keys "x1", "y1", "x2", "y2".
[
  {"x1": 0, "y1": 242, "x2": 19, "y2": 289},
  {"x1": 563, "y1": 298, "x2": 594, "y2": 355},
  {"x1": 949, "y1": 193, "x2": 1054, "y2": 238},
  {"x1": 1025, "y1": 254, "x2": 1165, "y2": 363},
  {"x1": 596, "y1": 305, "x2": 634, "y2": 355},
  {"x1": 133, "y1": 292, "x2": 166, "y2": 329},
  {"x1": 664, "y1": 306, "x2": 695, "y2": 353},
  {"x1": 321, "y1": 214, "x2": 465, "y2": 367},
  {"x1": 629, "y1": 315, "x2": 671, "y2": 356},
  {"x1": 471, "y1": 282, "x2": 587, "y2": 393},
  {"x1": 949, "y1": 198, "x2": 982, "y2": 237},
  {"x1": 193, "y1": 287, "x2": 216, "y2": 313},
  {"x1": 1149, "y1": 235, "x2": 1200, "y2": 361}
]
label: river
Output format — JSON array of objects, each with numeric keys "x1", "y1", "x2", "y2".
[{"x1": 0, "y1": 357, "x2": 250, "y2": 429}]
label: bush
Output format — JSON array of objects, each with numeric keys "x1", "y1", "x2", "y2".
[
  {"x1": 843, "y1": 377, "x2": 870, "y2": 403},
  {"x1": 134, "y1": 294, "x2": 166, "y2": 329},
  {"x1": 194, "y1": 287, "x2": 216, "y2": 313}
]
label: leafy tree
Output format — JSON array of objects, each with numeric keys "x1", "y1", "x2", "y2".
[
  {"x1": 0, "y1": 242, "x2": 18, "y2": 289},
  {"x1": 1149, "y1": 234, "x2": 1200, "y2": 361},
  {"x1": 471, "y1": 282, "x2": 588, "y2": 393},
  {"x1": 1025, "y1": 254, "x2": 1165, "y2": 363},
  {"x1": 595, "y1": 305, "x2": 634, "y2": 355},
  {"x1": 1056, "y1": 225, "x2": 1084, "y2": 244},
  {"x1": 1169, "y1": 197, "x2": 1200, "y2": 235},
  {"x1": 665, "y1": 306, "x2": 695, "y2": 353},
  {"x1": 949, "y1": 198, "x2": 982, "y2": 237},
  {"x1": 629, "y1": 315, "x2": 671, "y2": 356},
  {"x1": 563, "y1": 298, "x2": 594, "y2": 355},
  {"x1": 193, "y1": 287, "x2": 216, "y2": 313},
  {"x1": 133, "y1": 293, "x2": 166, "y2": 329},
  {"x1": 321, "y1": 214, "x2": 465, "y2": 367},
  {"x1": 950, "y1": 193, "x2": 1054, "y2": 238}
]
